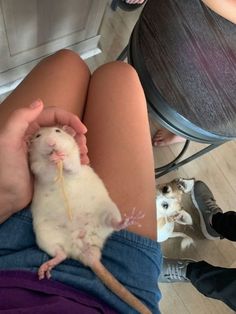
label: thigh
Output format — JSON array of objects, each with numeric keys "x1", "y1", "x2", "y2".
[
  {"x1": 83, "y1": 62, "x2": 157, "y2": 240},
  {"x1": 0, "y1": 49, "x2": 90, "y2": 121}
]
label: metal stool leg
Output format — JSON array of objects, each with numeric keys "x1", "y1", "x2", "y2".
[
  {"x1": 117, "y1": 45, "x2": 128, "y2": 61},
  {"x1": 111, "y1": 0, "x2": 119, "y2": 11},
  {"x1": 155, "y1": 140, "x2": 190, "y2": 173},
  {"x1": 155, "y1": 142, "x2": 224, "y2": 178}
]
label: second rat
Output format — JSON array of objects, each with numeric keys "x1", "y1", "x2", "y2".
[{"x1": 29, "y1": 126, "x2": 151, "y2": 314}]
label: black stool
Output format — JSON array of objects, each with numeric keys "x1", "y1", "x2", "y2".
[{"x1": 118, "y1": 0, "x2": 236, "y2": 178}]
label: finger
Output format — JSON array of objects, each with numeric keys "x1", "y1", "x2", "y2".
[
  {"x1": 75, "y1": 134, "x2": 88, "y2": 158},
  {"x1": 34, "y1": 107, "x2": 87, "y2": 135},
  {"x1": 79, "y1": 144, "x2": 88, "y2": 156},
  {"x1": 75, "y1": 134, "x2": 88, "y2": 151},
  {"x1": 25, "y1": 121, "x2": 41, "y2": 137},
  {"x1": 80, "y1": 154, "x2": 90, "y2": 165},
  {"x1": 3, "y1": 100, "x2": 44, "y2": 141},
  {"x1": 80, "y1": 146, "x2": 88, "y2": 155},
  {"x1": 75, "y1": 133, "x2": 87, "y2": 144}
]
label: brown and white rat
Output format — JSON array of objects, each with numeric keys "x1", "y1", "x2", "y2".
[{"x1": 29, "y1": 126, "x2": 151, "y2": 314}]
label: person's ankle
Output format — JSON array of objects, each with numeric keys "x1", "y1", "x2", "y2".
[{"x1": 210, "y1": 211, "x2": 221, "y2": 225}]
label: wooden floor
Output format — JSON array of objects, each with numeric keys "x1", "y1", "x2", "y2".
[{"x1": 86, "y1": 3, "x2": 236, "y2": 314}]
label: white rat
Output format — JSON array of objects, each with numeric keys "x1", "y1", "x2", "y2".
[{"x1": 29, "y1": 126, "x2": 151, "y2": 314}]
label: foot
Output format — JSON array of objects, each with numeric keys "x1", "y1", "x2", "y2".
[
  {"x1": 38, "y1": 249, "x2": 67, "y2": 280},
  {"x1": 159, "y1": 258, "x2": 195, "y2": 283},
  {"x1": 38, "y1": 261, "x2": 54, "y2": 280},
  {"x1": 191, "y1": 181, "x2": 223, "y2": 240},
  {"x1": 124, "y1": 0, "x2": 145, "y2": 3},
  {"x1": 152, "y1": 129, "x2": 185, "y2": 147}
]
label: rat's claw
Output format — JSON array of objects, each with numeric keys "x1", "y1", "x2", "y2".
[
  {"x1": 38, "y1": 273, "x2": 44, "y2": 280},
  {"x1": 38, "y1": 268, "x2": 45, "y2": 280},
  {"x1": 115, "y1": 208, "x2": 145, "y2": 230},
  {"x1": 46, "y1": 270, "x2": 52, "y2": 279}
]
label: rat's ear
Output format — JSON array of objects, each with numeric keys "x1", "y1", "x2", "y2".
[
  {"x1": 24, "y1": 134, "x2": 33, "y2": 151},
  {"x1": 62, "y1": 125, "x2": 76, "y2": 137}
]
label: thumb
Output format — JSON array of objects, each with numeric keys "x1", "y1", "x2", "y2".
[{"x1": 4, "y1": 99, "x2": 44, "y2": 139}]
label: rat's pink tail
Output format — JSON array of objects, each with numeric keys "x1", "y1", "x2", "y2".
[{"x1": 92, "y1": 261, "x2": 151, "y2": 314}]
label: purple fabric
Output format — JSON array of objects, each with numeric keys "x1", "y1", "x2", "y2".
[{"x1": 0, "y1": 270, "x2": 118, "y2": 314}]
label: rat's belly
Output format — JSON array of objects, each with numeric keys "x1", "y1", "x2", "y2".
[
  {"x1": 32, "y1": 168, "x2": 120, "y2": 258},
  {"x1": 32, "y1": 192, "x2": 115, "y2": 258},
  {"x1": 34, "y1": 216, "x2": 112, "y2": 260}
]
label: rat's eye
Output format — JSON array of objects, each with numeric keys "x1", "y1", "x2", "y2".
[
  {"x1": 162, "y1": 202, "x2": 169, "y2": 210},
  {"x1": 35, "y1": 134, "x2": 41, "y2": 138},
  {"x1": 55, "y1": 129, "x2": 61, "y2": 133}
]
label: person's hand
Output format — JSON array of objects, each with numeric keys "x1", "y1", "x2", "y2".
[{"x1": 0, "y1": 99, "x2": 88, "y2": 222}]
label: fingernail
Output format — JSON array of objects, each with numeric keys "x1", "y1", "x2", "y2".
[{"x1": 30, "y1": 99, "x2": 42, "y2": 109}]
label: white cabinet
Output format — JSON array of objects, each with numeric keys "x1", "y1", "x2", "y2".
[{"x1": 0, "y1": 0, "x2": 106, "y2": 90}]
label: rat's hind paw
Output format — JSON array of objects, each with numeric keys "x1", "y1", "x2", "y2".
[
  {"x1": 114, "y1": 208, "x2": 145, "y2": 230},
  {"x1": 38, "y1": 261, "x2": 53, "y2": 280},
  {"x1": 38, "y1": 248, "x2": 67, "y2": 280}
]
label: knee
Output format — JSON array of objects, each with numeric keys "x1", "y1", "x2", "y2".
[
  {"x1": 42, "y1": 49, "x2": 90, "y2": 76},
  {"x1": 93, "y1": 61, "x2": 140, "y2": 83},
  {"x1": 53, "y1": 48, "x2": 82, "y2": 62}
]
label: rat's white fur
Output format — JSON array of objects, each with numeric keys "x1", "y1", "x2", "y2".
[
  {"x1": 156, "y1": 178, "x2": 194, "y2": 249},
  {"x1": 30, "y1": 127, "x2": 121, "y2": 263},
  {"x1": 32, "y1": 164, "x2": 121, "y2": 260},
  {"x1": 29, "y1": 126, "x2": 151, "y2": 314}
]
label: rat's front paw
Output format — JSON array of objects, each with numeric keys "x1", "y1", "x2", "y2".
[
  {"x1": 113, "y1": 208, "x2": 145, "y2": 230},
  {"x1": 49, "y1": 151, "x2": 65, "y2": 164}
]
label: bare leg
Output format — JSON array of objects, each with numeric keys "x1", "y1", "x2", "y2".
[
  {"x1": 84, "y1": 62, "x2": 157, "y2": 240},
  {"x1": 0, "y1": 52, "x2": 157, "y2": 240},
  {"x1": 0, "y1": 49, "x2": 90, "y2": 121},
  {"x1": 152, "y1": 128, "x2": 185, "y2": 147}
]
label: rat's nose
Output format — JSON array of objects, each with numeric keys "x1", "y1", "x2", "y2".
[
  {"x1": 162, "y1": 186, "x2": 169, "y2": 194},
  {"x1": 47, "y1": 139, "x2": 56, "y2": 147}
]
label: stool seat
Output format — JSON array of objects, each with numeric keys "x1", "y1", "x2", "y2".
[{"x1": 128, "y1": 0, "x2": 236, "y2": 143}]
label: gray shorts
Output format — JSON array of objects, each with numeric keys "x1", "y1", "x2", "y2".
[{"x1": 0, "y1": 207, "x2": 162, "y2": 313}]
